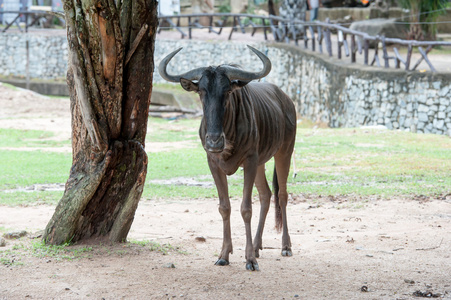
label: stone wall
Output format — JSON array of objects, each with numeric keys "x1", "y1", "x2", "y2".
[
  {"x1": 0, "y1": 32, "x2": 68, "y2": 79},
  {"x1": 156, "y1": 41, "x2": 451, "y2": 136},
  {"x1": 267, "y1": 44, "x2": 451, "y2": 136},
  {"x1": 1, "y1": 32, "x2": 450, "y2": 136}
]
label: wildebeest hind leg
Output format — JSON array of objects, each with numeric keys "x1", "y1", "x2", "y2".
[
  {"x1": 274, "y1": 149, "x2": 293, "y2": 257},
  {"x1": 208, "y1": 159, "x2": 233, "y2": 266},
  {"x1": 253, "y1": 164, "x2": 271, "y2": 258}
]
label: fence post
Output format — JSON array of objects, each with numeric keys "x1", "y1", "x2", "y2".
[
  {"x1": 317, "y1": 26, "x2": 323, "y2": 54},
  {"x1": 309, "y1": 26, "x2": 315, "y2": 52},
  {"x1": 269, "y1": 18, "x2": 278, "y2": 41},
  {"x1": 188, "y1": 16, "x2": 192, "y2": 39},
  {"x1": 351, "y1": 35, "x2": 356, "y2": 63},
  {"x1": 325, "y1": 18, "x2": 332, "y2": 57},
  {"x1": 228, "y1": 16, "x2": 237, "y2": 40},
  {"x1": 26, "y1": 34, "x2": 30, "y2": 90},
  {"x1": 405, "y1": 44, "x2": 413, "y2": 71},
  {"x1": 382, "y1": 36, "x2": 389, "y2": 68},
  {"x1": 364, "y1": 39, "x2": 369, "y2": 65},
  {"x1": 261, "y1": 17, "x2": 268, "y2": 40}
]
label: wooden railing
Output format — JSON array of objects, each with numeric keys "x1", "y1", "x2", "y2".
[
  {"x1": 0, "y1": 10, "x2": 64, "y2": 33},
  {"x1": 1, "y1": 10, "x2": 450, "y2": 72},
  {"x1": 303, "y1": 20, "x2": 450, "y2": 72},
  {"x1": 158, "y1": 13, "x2": 451, "y2": 73}
]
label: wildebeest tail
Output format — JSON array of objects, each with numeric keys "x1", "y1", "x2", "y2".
[{"x1": 273, "y1": 165, "x2": 282, "y2": 232}]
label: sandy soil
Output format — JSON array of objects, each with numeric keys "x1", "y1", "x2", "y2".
[{"x1": 1, "y1": 83, "x2": 451, "y2": 299}]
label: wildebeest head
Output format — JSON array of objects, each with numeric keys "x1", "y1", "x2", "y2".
[{"x1": 158, "y1": 45, "x2": 271, "y2": 153}]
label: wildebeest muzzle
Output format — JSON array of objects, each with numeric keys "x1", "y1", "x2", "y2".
[{"x1": 205, "y1": 132, "x2": 225, "y2": 153}]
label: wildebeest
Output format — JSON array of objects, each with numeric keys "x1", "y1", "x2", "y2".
[{"x1": 158, "y1": 45, "x2": 296, "y2": 271}]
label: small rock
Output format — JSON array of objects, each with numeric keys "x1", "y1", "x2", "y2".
[
  {"x1": 413, "y1": 290, "x2": 441, "y2": 298},
  {"x1": 361, "y1": 285, "x2": 369, "y2": 292},
  {"x1": 163, "y1": 263, "x2": 176, "y2": 268},
  {"x1": 0, "y1": 237, "x2": 6, "y2": 247},
  {"x1": 195, "y1": 236, "x2": 206, "y2": 242},
  {"x1": 3, "y1": 230, "x2": 27, "y2": 239},
  {"x1": 404, "y1": 279, "x2": 415, "y2": 284},
  {"x1": 29, "y1": 230, "x2": 44, "y2": 239}
]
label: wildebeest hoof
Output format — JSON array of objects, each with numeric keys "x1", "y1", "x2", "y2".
[
  {"x1": 215, "y1": 258, "x2": 229, "y2": 266},
  {"x1": 246, "y1": 261, "x2": 260, "y2": 271},
  {"x1": 281, "y1": 248, "x2": 293, "y2": 257}
]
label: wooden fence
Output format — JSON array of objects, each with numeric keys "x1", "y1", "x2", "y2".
[
  {"x1": 0, "y1": 10, "x2": 64, "y2": 33},
  {"x1": 158, "y1": 13, "x2": 451, "y2": 73},
  {"x1": 1, "y1": 10, "x2": 450, "y2": 72}
]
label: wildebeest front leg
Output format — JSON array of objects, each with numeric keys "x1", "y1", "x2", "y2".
[
  {"x1": 208, "y1": 158, "x2": 233, "y2": 266},
  {"x1": 242, "y1": 156, "x2": 259, "y2": 271}
]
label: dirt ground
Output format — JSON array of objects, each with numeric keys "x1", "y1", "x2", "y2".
[{"x1": 0, "y1": 84, "x2": 451, "y2": 299}]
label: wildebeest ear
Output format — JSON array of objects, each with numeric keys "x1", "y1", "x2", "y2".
[
  {"x1": 180, "y1": 78, "x2": 199, "y2": 92},
  {"x1": 231, "y1": 80, "x2": 250, "y2": 91}
]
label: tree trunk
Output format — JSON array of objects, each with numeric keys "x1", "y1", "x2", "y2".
[
  {"x1": 268, "y1": 0, "x2": 278, "y2": 26},
  {"x1": 268, "y1": 0, "x2": 277, "y2": 16},
  {"x1": 406, "y1": 0, "x2": 424, "y2": 40},
  {"x1": 43, "y1": 0, "x2": 158, "y2": 245}
]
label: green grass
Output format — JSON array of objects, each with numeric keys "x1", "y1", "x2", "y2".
[
  {"x1": 0, "y1": 150, "x2": 71, "y2": 189},
  {"x1": 0, "y1": 241, "x2": 93, "y2": 266},
  {"x1": 0, "y1": 82, "x2": 20, "y2": 91},
  {"x1": 147, "y1": 148, "x2": 209, "y2": 179},
  {"x1": 144, "y1": 122, "x2": 451, "y2": 199},
  {"x1": 28, "y1": 241, "x2": 93, "y2": 260},
  {"x1": 147, "y1": 117, "x2": 200, "y2": 143},
  {"x1": 0, "y1": 128, "x2": 71, "y2": 148},
  {"x1": 0, "y1": 191, "x2": 64, "y2": 206},
  {"x1": 129, "y1": 239, "x2": 187, "y2": 255},
  {"x1": 0, "y1": 255, "x2": 24, "y2": 266},
  {"x1": 0, "y1": 238, "x2": 186, "y2": 267},
  {"x1": 0, "y1": 117, "x2": 450, "y2": 206},
  {"x1": 288, "y1": 128, "x2": 451, "y2": 196}
]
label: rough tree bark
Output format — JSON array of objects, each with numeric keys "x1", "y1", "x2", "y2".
[
  {"x1": 268, "y1": 0, "x2": 277, "y2": 17},
  {"x1": 43, "y1": 0, "x2": 158, "y2": 245}
]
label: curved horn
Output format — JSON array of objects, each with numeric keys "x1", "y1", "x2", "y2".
[
  {"x1": 158, "y1": 47, "x2": 207, "y2": 82},
  {"x1": 222, "y1": 45, "x2": 272, "y2": 81}
]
